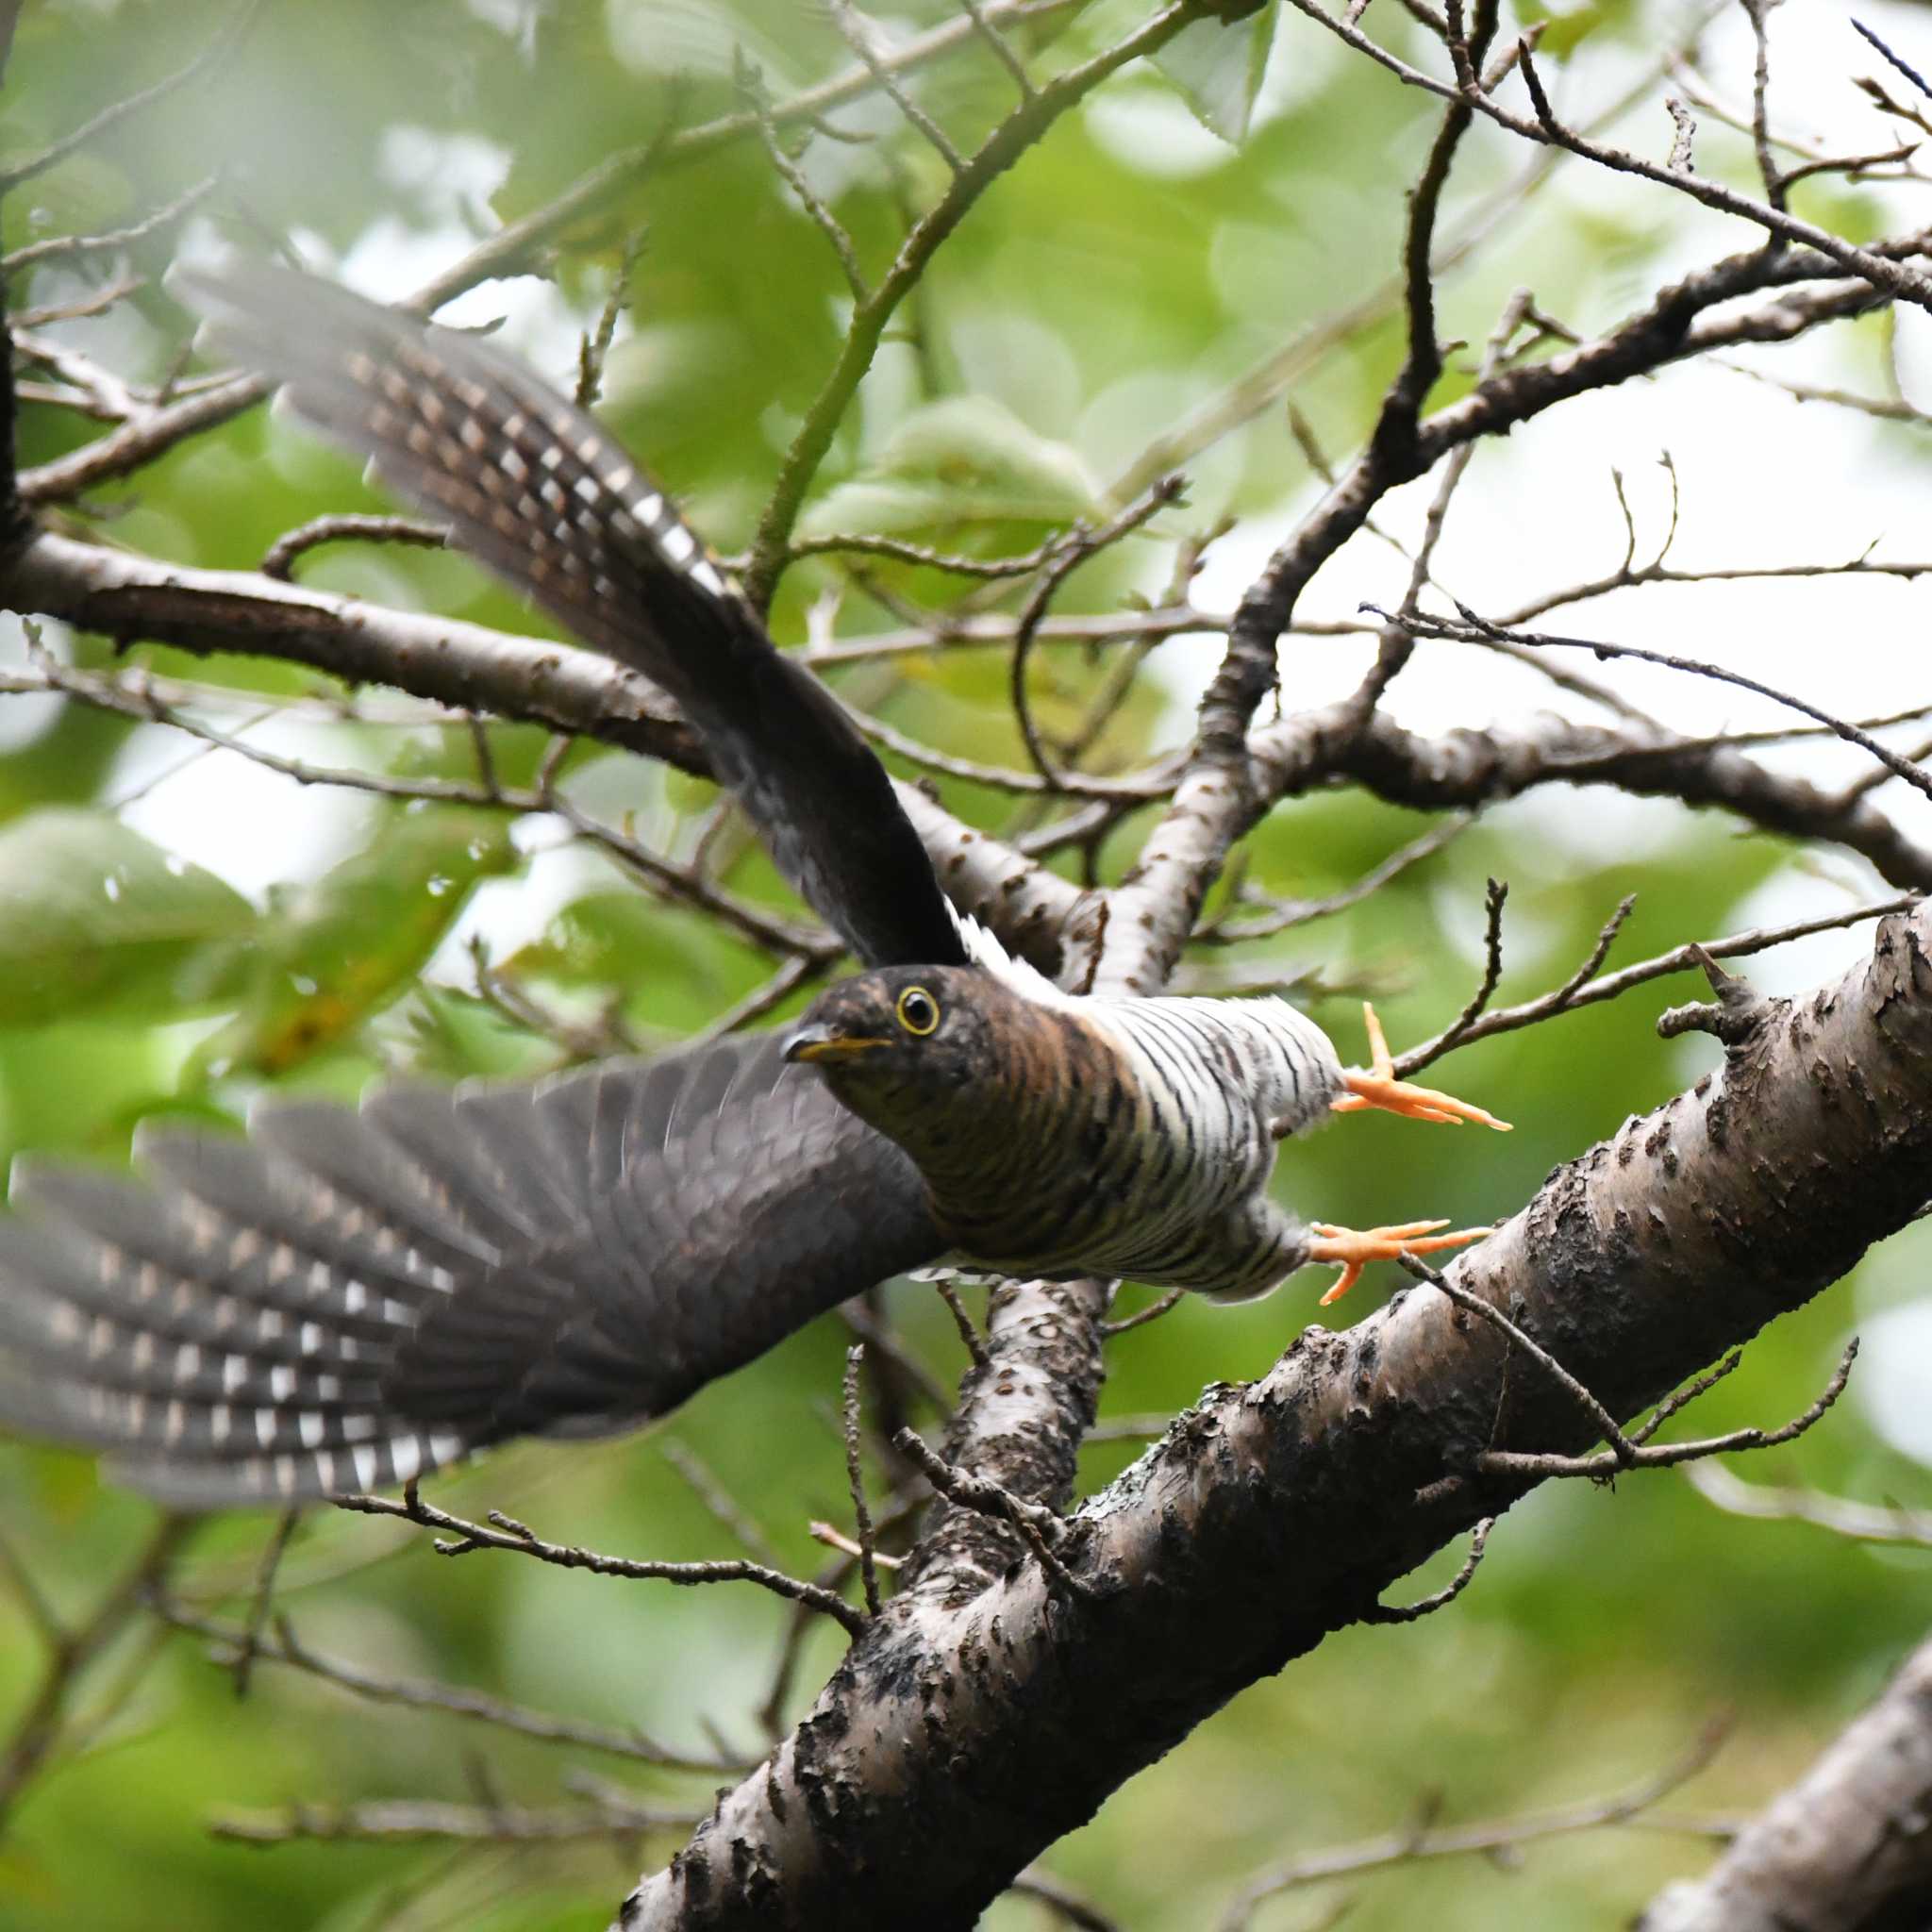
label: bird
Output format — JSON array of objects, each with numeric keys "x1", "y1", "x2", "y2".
[{"x1": 0, "y1": 267, "x2": 1508, "y2": 1508}]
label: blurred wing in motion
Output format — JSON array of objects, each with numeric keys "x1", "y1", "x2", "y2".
[
  {"x1": 0, "y1": 1038, "x2": 942, "y2": 1505},
  {"x1": 178, "y1": 265, "x2": 970, "y2": 973}
]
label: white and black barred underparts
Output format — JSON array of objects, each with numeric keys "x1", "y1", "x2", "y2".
[{"x1": 931, "y1": 990, "x2": 1345, "y2": 1305}]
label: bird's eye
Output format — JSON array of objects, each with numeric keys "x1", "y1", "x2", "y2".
[{"x1": 895, "y1": 986, "x2": 940, "y2": 1037}]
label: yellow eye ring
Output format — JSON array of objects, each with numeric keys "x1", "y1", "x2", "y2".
[{"x1": 895, "y1": 986, "x2": 940, "y2": 1037}]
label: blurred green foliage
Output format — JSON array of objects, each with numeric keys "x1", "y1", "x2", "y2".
[{"x1": 0, "y1": 3, "x2": 1926, "y2": 1930}]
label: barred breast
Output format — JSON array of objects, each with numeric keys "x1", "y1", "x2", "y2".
[{"x1": 923, "y1": 994, "x2": 1343, "y2": 1301}]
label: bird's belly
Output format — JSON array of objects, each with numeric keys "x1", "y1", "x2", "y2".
[{"x1": 927, "y1": 1110, "x2": 1278, "y2": 1291}]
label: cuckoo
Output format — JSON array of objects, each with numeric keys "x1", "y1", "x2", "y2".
[{"x1": 0, "y1": 270, "x2": 1508, "y2": 1507}]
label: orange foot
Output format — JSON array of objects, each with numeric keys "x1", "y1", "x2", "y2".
[
  {"x1": 1330, "y1": 1003, "x2": 1512, "y2": 1131},
  {"x1": 1308, "y1": 1219, "x2": 1491, "y2": 1306}
]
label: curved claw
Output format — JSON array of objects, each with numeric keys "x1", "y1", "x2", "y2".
[
  {"x1": 1307, "y1": 1219, "x2": 1491, "y2": 1306},
  {"x1": 1333, "y1": 1002, "x2": 1512, "y2": 1131}
]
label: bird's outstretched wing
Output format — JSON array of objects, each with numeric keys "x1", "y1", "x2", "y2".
[
  {"x1": 0, "y1": 1038, "x2": 942, "y2": 1504},
  {"x1": 178, "y1": 265, "x2": 969, "y2": 973}
]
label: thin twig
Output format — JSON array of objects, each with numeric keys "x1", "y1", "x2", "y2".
[
  {"x1": 332, "y1": 1485, "x2": 868, "y2": 1638},
  {"x1": 891, "y1": 1430, "x2": 1095, "y2": 1597},
  {"x1": 1684, "y1": 1461, "x2": 1932, "y2": 1546},
  {"x1": 575, "y1": 230, "x2": 647, "y2": 408},
  {"x1": 1404, "y1": 1259, "x2": 1639, "y2": 1461},
  {"x1": 1396, "y1": 892, "x2": 1918, "y2": 1075},
  {"x1": 740, "y1": 2, "x2": 1203, "y2": 611},
  {"x1": 746, "y1": 55, "x2": 870, "y2": 304},
  {"x1": 932, "y1": 1278, "x2": 991, "y2": 1369},
  {"x1": 228, "y1": 1508, "x2": 301, "y2": 1700},
  {"x1": 1375, "y1": 603, "x2": 1932, "y2": 804},
  {"x1": 0, "y1": 3, "x2": 259, "y2": 191},
  {"x1": 1418, "y1": 877, "x2": 1507, "y2": 1061},
  {"x1": 842, "y1": 1346, "x2": 884, "y2": 1616},
  {"x1": 210, "y1": 1791, "x2": 699, "y2": 1846},
  {"x1": 960, "y1": 0, "x2": 1036, "y2": 99},
  {"x1": 808, "y1": 1522, "x2": 906, "y2": 1569},
  {"x1": 1856, "y1": 19, "x2": 1932, "y2": 103},
  {"x1": 659, "y1": 1441, "x2": 783, "y2": 1569},
  {"x1": 1219, "y1": 1719, "x2": 1730, "y2": 1927},
  {"x1": 1009, "y1": 476, "x2": 1187, "y2": 787},
  {"x1": 2, "y1": 172, "x2": 220, "y2": 274},
  {"x1": 1196, "y1": 816, "x2": 1471, "y2": 943},
  {"x1": 0, "y1": 1515, "x2": 198, "y2": 1826},
  {"x1": 1100, "y1": 1288, "x2": 1187, "y2": 1339},
  {"x1": 259, "y1": 512, "x2": 450, "y2": 580},
  {"x1": 155, "y1": 1599, "x2": 745, "y2": 1772},
  {"x1": 1008, "y1": 1869, "x2": 1121, "y2": 1931},
  {"x1": 829, "y1": 0, "x2": 964, "y2": 172},
  {"x1": 1362, "y1": 1519, "x2": 1493, "y2": 1624}
]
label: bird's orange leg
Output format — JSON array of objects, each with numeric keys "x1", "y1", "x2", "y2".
[
  {"x1": 1331, "y1": 1003, "x2": 1512, "y2": 1131},
  {"x1": 1307, "y1": 1220, "x2": 1491, "y2": 1306}
]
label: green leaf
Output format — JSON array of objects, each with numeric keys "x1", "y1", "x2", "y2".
[
  {"x1": 1516, "y1": 0, "x2": 1608, "y2": 60},
  {"x1": 505, "y1": 891, "x2": 769, "y2": 1033},
  {"x1": 193, "y1": 805, "x2": 518, "y2": 1078},
  {"x1": 0, "y1": 808, "x2": 256, "y2": 1026},
  {"x1": 797, "y1": 396, "x2": 1098, "y2": 561},
  {"x1": 1151, "y1": 2, "x2": 1277, "y2": 145}
]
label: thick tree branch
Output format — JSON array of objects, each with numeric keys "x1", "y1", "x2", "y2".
[
  {"x1": 1095, "y1": 232, "x2": 1918, "y2": 992},
  {"x1": 1252, "y1": 703, "x2": 1932, "y2": 893},
  {"x1": 0, "y1": 531, "x2": 1084, "y2": 957},
  {"x1": 621, "y1": 905, "x2": 1932, "y2": 1927},
  {"x1": 1639, "y1": 1630, "x2": 1932, "y2": 1932}
]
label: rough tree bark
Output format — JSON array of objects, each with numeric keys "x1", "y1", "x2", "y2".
[
  {"x1": 617, "y1": 906, "x2": 1932, "y2": 1926},
  {"x1": 1640, "y1": 1632, "x2": 1932, "y2": 1932}
]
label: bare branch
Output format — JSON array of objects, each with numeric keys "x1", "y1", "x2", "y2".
[
  {"x1": 739, "y1": 2, "x2": 1204, "y2": 612},
  {"x1": 2, "y1": 172, "x2": 219, "y2": 274},
  {"x1": 212, "y1": 1790, "x2": 699, "y2": 1846},
  {"x1": 156, "y1": 1599, "x2": 745, "y2": 1773},
  {"x1": 891, "y1": 1428, "x2": 1095, "y2": 1598},
  {"x1": 332, "y1": 1485, "x2": 868, "y2": 1638},
  {"x1": 843, "y1": 1347, "x2": 885, "y2": 1617},
  {"x1": 1640, "y1": 1633, "x2": 1932, "y2": 1931},
  {"x1": 658, "y1": 1442, "x2": 783, "y2": 1570},
  {"x1": 260, "y1": 512, "x2": 448, "y2": 581},
  {"x1": 0, "y1": 5, "x2": 258, "y2": 192},
  {"x1": 1683, "y1": 1462, "x2": 1932, "y2": 1546},
  {"x1": 1226, "y1": 1720, "x2": 1730, "y2": 1928},
  {"x1": 829, "y1": 1, "x2": 965, "y2": 173},
  {"x1": 0, "y1": 1514, "x2": 197, "y2": 1826},
  {"x1": 1479, "y1": 1341, "x2": 1858, "y2": 1483},
  {"x1": 1376, "y1": 603, "x2": 1932, "y2": 805},
  {"x1": 1361, "y1": 1518, "x2": 1492, "y2": 1624},
  {"x1": 1008, "y1": 476, "x2": 1186, "y2": 788}
]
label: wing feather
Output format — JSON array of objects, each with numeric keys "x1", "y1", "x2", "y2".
[
  {"x1": 0, "y1": 1038, "x2": 943, "y2": 1505},
  {"x1": 178, "y1": 266, "x2": 970, "y2": 972}
]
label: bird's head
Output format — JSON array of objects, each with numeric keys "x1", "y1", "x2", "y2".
[{"x1": 784, "y1": 965, "x2": 1031, "y2": 1163}]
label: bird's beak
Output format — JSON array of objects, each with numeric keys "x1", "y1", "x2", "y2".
[{"x1": 783, "y1": 1024, "x2": 891, "y2": 1065}]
